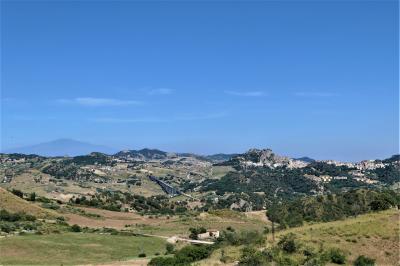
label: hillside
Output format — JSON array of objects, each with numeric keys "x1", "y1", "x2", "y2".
[
  {"x1": 0, "y1": 188, "x2": 57, "y2": 218},
  {"x1": 276, "y1": 209, "x2": 400, "y2": 265},
  {"x1": 197, "y1": 209, "x2": 400, "y2": 266},
  {"x1": 1, "y1": 149, "x2": 399, "y2": 215}
]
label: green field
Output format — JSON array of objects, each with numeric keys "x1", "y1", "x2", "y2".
[{"x1": 0, "y1": 233, "x2": 166, "y2": 265}]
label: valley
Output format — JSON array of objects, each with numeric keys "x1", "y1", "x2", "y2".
[{"x1": 0, "y1": 148, "x2": 399, "y2": 265}]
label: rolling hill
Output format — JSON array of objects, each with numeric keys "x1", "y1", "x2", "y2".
[{"x1": 0, "y1": 187, "x2": 57, "y2": 218}]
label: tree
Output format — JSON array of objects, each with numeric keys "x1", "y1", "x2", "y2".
[
  {"x1": 369, "y1": 199, "x2": 391, "y2": 211},
  {"x1": 29, "y1": 192, "x2": 36, "y2": 202},
  {"x1": 189, "y1": 227, "x2": 207, "y2": 240}
]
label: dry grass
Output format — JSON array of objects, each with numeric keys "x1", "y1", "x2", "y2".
[
  {"x1": 0, "y1": 187, "x2": 57, "y2": 218},
  {"x1": 195, "y1": 210, "x2": 400, "y2": 266},
  {"x1": 273, "y1": 209, "x2": 400, "y2": 265}
]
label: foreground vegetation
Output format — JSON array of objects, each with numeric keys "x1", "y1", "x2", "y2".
[
  {"x1": 195, "y1": 209, "x2": 399, "y2": 266},
  {"x1": 0, "y1": 233, "x2": 166, "y2": 265}
]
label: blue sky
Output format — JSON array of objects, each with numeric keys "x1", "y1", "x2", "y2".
[{"x1": 1, "y1": 0, "x2": 398, "y2": 161}]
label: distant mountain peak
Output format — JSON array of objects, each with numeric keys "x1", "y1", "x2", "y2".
[{"x1": 3, "y1": 139, "x2": 117, "y2": 157}]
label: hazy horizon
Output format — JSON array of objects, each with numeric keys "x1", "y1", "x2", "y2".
[{"x1": 2, "y1": 137, "x2": 398, "y2": 163}]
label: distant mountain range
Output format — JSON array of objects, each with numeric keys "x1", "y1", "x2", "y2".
[
  {"x1": 3, "y1": 139, "x2": 118, "y2": 157},
  {"x1": 1, "y1": 139, "x2": 345, "y2": 164},
  {"x1": 2, "y1": 139, "x2": 240, "y2": 161}
]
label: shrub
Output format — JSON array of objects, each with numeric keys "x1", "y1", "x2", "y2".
[
  {"x1": 189, "y1": 227, "x2": 207, "y2": 240},
  {"x1": 369, "y1": 200, "x2": 391, "y2": 211},
  {"x1": 226, "y1": 226, "x2": 235, "y2": 232},
  {"x1": 329, "y1": 248, "x2": 346, "y2": 264},
  {"x1": 0, "y1": 223, "x2": 15, "y2": 233},
  {"x1": 70, "y1": 224, "x2": 81, "y2": 232},
  {"x1": 138, "y1": 253, "x2": 146, "y2": 257},
  {"x1": 354, "y1": 255, "x2": 375, "y2": 266},
  {"x1": 56, "y1": 216, "x2": 65, "y2": 222},
  {"x1": 41, "y1": 202, "x2": 60, "y2": 210},
  {"x1": 174, "y1": 245, "x2": 212, "y2": 264},
  {"x1": 0, "y1": 210, "x2": 36, "y2": 222},
  {"x1": 278, "y1": 233, "x2": 297, "y2": 253},
  {"x1": 165, "y1": 243, "x2": 175, "y2": 254},
  {"x1": 263, "y1": 226, "x2": 270, "y2": 234},
  {"x1": 148, "y1": 257, "x2": 177, "y2": 266},
  {"x1": 11, "y1": 189, "x2": 24, "y2": 198},
  {"x1": 238, "y1": 246, "x2": 268, "y2": 266},
  {"x1": 0, "y1": 210, "x2": 12, "y2": 221}
]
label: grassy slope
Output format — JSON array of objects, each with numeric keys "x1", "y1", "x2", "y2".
[
  {"x1": 0, "y1": 233, "x2": 166, "y2": 265},
  {"x1": 211, "y1": 166, "x2": 235, "y2": 179},
  {"x1": 198, "y1": 209, "x2": 399, "y2": 266},
  {"x1": 0, "y1": 187, "x2": 57, "y2": 218},
  {"x1": 277, "y1": 209, "x2": 400, "y2": 265}
]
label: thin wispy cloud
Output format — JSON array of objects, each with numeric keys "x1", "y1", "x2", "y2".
[
  {"x1": 294, "y1": 92, "x2": 338, "y2": 97},
  {"x1": 224, "y1": 90, "x2": 267, "y2": 97},
  {"x1": 147, "y1": 88, "x2": 174, "y2": 95},
  {"x1": 92, "y1": 112, "x2": 227, "y2": 123},
  {"x1": 57, "y1": 97, "x2": 143, "y2": 107},
  {"x1": 9, "y1": 115, "x2": 57, "y2": 121}
]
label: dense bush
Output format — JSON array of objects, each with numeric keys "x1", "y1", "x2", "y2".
[
  {"x1": 41, "y1": 202, "x2": 60, "y2": 210},
  {"x1": 11, "y1": 189, "x2": 24, "y2": 198},
  {"x1": 70, "y1": 224, "x2": 81, "y2": 232},
  {"x1": 278, "y1": 233, "x2": 297, "y2": 253},
  {"x1": 0, "y1": 210, "x2": 39, "y2": 233},
  {"x1": 328, "y1": 248, "x2": 346, "y2": 264},
  {"x1": 267, "y1": 189, "x2": 399, "y2": 228},
  {"x1": 165, "y1": 243, "x2": 175, "y2": 254},
  {"x1": 188, "y1": 227, "x2": 206, "y2": 239},
  {"x1": 238, "y1": 246, "x2": 269, "y2": 265},
  {"x1": 148, "y1": 257, "x2": 177, "y2": 266},
  {"x1": 149, "y1": 245, "x2": 213, "y2": 266},
  {"x1": 354, "y1": 255, "x2": 375, "y2": 266},
  {"x1": 0, "y1": 210, "x2": 36, "y2": 222}
]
